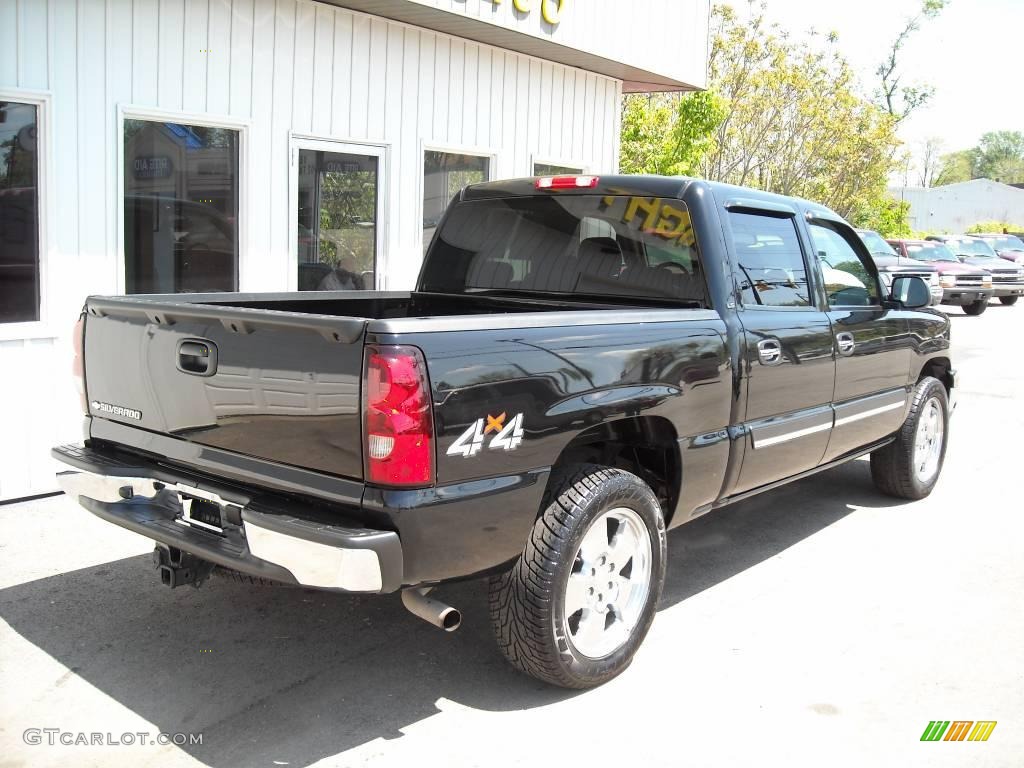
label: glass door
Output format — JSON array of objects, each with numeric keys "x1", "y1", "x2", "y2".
[{"x1": 290, "y1": 138, "x2": 385, "y2": 291}]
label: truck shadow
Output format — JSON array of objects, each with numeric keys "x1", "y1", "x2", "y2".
[{"x1": 0, "y1": 459, "x2": 903, "y2": 768}]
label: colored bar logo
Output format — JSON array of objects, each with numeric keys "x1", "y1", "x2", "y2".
[{"x1": 921, "y1": 721, "x2": 997, "y2": 742}]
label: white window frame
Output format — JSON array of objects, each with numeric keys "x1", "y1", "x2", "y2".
[
  {"x1": 420, "y1": 141, "x2": 499, "y2": 255},
  {"x1": 0, "y1": 89, "x2": 53, "y2": 341},
  {"x1": 116, "y1": 105, "x2": 251, "y2": 295},
  {"x1": 288, "y1": 133, "x2": 391, "y2": 291},
  {"x1": 530, "y1": 155, "x2": 589, "y2": 177}
]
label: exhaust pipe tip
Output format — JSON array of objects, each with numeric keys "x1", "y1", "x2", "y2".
[
  {"x1": 402, "y1": 587, "x2": 461, "y2": 632},
  {"x1": 438, "y1": 606, "x2": 462, "y2": 632}
]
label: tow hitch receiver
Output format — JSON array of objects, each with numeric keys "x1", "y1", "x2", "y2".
[{"x1": 153, "y1": 546, "x2": 214, "y2": 588}]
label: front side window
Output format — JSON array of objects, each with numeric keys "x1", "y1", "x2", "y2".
[
  {"x1": 809, "y1": 221, "x2": 880, "y2": 307},
  {"x1": 420, "y1": 195, "x2": 707, "y2": 305},
  {"x1": 1, "y1": 101, "x2": 40, "y2": 322},
  {"x1": 124, "y1": 119, "x2": 239, "y2": 294},
  {"x1": 423, "y1": 151, "x2": 490, "y2": 254},
  {"x1": 728, "y1": 211, "x2": 810, "y2": 307}
]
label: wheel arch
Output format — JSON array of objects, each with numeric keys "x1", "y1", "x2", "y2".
[
  {"x1": 918, "y1": 355, "x2": 953, "y2": 394},
  {"x1": 544, "y1": 415, "x2": 682, "y2": 526}
]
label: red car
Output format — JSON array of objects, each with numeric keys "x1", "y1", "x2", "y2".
[{"x1": 888, "y1": 239, "x2": 993, "y2": 315}]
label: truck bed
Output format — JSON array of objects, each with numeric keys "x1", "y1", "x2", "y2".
[{"x1": 81, "y1": 290, "x2": 711, "y2": 484}]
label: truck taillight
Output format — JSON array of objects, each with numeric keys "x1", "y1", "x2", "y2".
[
  {"x1": 363, "y1": 345, "x2": 434, "y2": 487},
  {"x1": 535, "y1": 175, "x2": 599, "y2": 190},
  {"x1": 72, "y1": 314, "x2": 87, "y2": 413}
]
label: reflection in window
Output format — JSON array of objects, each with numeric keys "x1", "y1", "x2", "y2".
[
  {"x1": 123, "y1": 119, "x2": 238, "y2": 294},
  {"x1": 423, "y1": 151, "x2": 489, "y2": 253},
  {"x1": 809, "y1": 222, "x2": 878, "y2": 307},
  {"x1": 533, "y1": 162, "x2": 584, "y2": 176},
  {"x1": 0, "y1": 102, "x2": 40, "y2": 323},
  {"x1": 296, "y1": 151, "x2": 378, "y2": 291},
  {"x1": 728, "y1": 212, "x2": 810, "y2": 307}
]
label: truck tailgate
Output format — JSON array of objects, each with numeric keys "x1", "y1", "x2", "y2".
[{"x1": 82, "y1": 297, "x2": 366, "y2": 480}]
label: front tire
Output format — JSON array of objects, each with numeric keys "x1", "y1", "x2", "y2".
[
  {"x1": 870, "y1": 376, "x2": 949, "y2": 500},
  {"x1": 488, "y1": 465, "x2": 667, "y2": 689},
  {"x1": 963, "y1": 300, "x2": 988, "y2": 315},
  {"x1": 999, "y1": 296, "x2": 1018, "y2": 306}
]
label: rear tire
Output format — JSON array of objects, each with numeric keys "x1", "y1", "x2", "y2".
[
  {"x1": 870, "y1": 377, "x2": 948, "y2": 500},
  {"x1": 488, "y1": 465, "x2": 666, "y2": 689},
  {"x1": 963, "y1": 300, "x2": 988, "y2": 315},
  {"x1": 999, "y1": 296, "x2": 1018, "y2": 306}
]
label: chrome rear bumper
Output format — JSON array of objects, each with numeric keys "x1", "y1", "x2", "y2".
[{"x1": 54, "y1": 445, "x2": 403, "y2": 593}]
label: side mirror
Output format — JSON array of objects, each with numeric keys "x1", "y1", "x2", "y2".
[
  {"x1": 957, "y1": 255, "x2": 967, "y2": 261},
  {"x1": 890, "y1": 275, "x2": 931, "y2": 309}
]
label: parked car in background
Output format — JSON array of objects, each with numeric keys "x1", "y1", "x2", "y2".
[
  {"x1": 968, "y1": 233, "x2": 1024, "y2": 266},
  {"x1": 855, "y1": 229, "x2": 942, "y2": 305},
  {"x1": 926, "y1": 235, "x2": 1024, "y2": 306},
  {"x1": 889, "y1": 238, "x2": 993, "y2": 315}
]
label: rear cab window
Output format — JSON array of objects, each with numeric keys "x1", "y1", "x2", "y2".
[{"x1": 419, "y1": 195, "x2": 710, "y2": 307}]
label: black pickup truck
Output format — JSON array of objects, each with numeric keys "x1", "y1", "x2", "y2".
[{"x1": 55, "y1": 175, "x2": 954, "y2": 689}]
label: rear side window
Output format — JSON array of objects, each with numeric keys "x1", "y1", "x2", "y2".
[
  {"x1": 728, "y1": 211, "x2": 810, "y2": 307},
  {"x1": 420, "y1": 195, "x2": 708, "y2": 305}
]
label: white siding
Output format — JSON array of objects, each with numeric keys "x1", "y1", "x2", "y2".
[
  {"x1": 889, "y1": 180, "x2": 1024, "y2": 233},
  {"x1": 0, "y1": 0, "x2": 621, "y2": 500}
]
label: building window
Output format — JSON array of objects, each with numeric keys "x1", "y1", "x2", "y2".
[
  {"x1": 423, "y1": 151, "x2": 490, "y2": 253},
  {"x1": 296, "y1": 150, "x2": 378, "y2": 291},
  {"x1": 0, "y1": 101, "x2": 40, "y2": 323},
  {"x1": 533, "y1": 162, "x2": 584, "y2": 176},
  {"x1": 123, "y1": 119, "x2": 239, "y2": 294}
]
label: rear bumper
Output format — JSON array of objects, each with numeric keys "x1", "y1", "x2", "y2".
[{"x1": 53, "y1": 444, "x2": 403, "y2": 593}]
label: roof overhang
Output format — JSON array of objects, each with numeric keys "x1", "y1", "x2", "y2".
[{"x1": 326, "y1": 0, "x2": 702, "y2": 92}]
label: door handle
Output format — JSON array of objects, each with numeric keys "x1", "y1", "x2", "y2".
[
  {"x1": 756, "y1": 339, "x2": 783, "y2": 366},
  {"x1": 177, "y1": 339, "x2": 218, "y2": 376},
  {"x1": 835, "y1": 332, "x2": 856, "y2": 356}
]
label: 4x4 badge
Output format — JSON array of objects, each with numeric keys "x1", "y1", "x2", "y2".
[{"x1": 447, "y1": 412, "x2": 525, "y2": 457}]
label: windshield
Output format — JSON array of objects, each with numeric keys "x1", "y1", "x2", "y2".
[
  {"x1": 421, "y1": 195, "x2": 709, "y2": 305},
  {"x1": 857, "y1": 230, "x2": 897, "y2": 256},
  {"x1": 906, "y1": 243, "x2": 959, "y2": 262},
  {"x1": 989, "y1": 235, "x2": 1024, "y2": 251},
  {"x1": 943, "y1": 238, "x2": 997, "y2": 257}
]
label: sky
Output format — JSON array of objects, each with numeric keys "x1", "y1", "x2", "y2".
[{"x1": 738, "y1": 0, "x2": 1024, "y2": 174}]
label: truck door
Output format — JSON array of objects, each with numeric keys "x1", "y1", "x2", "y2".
[
  {"x1": 806, "y1": 218, "x2": 912, "y2": 461},
  {"x1": 725, "y1": 206, "x2": 837, "y2": 495}
]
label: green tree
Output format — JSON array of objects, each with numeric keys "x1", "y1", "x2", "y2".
[
  {"x1": 934, "y1": 149, "x2": 979, "y2": 185},
  {"x1": 975, "y1": 131, "x2": 1024, "y2": 183},
  {"x1": 874, "y1": 0, "x2": 948, "y2": 123},
  {"x1": 935, "y1": 131, "x2": 1024, "y2": 185},
  {"x1": 697, "y1": 3, "x2": 901, "y2": 219},
  {"x1": 619, "y1": 91, "x2": 725, "y2": 176}
]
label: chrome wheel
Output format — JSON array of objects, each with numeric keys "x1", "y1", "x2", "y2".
[
  {"x1": 913, "y1": 396, "x2": 944, "y2": 483},
  {"x1": 562, "y1": 507, "x2": 653, "y2": 659}
]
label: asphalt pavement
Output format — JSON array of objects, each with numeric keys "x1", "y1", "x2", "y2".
[{"x1": 1, "y1": 302, "x2": 1021, "y2": 768}]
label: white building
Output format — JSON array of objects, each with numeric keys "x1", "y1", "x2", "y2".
[
  {"x1": 889, "y1": 178, "x2": 1024, "y2": 233},
  {"x1": 0, "y1": 0, "x2": 710, "y2": 500}
]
